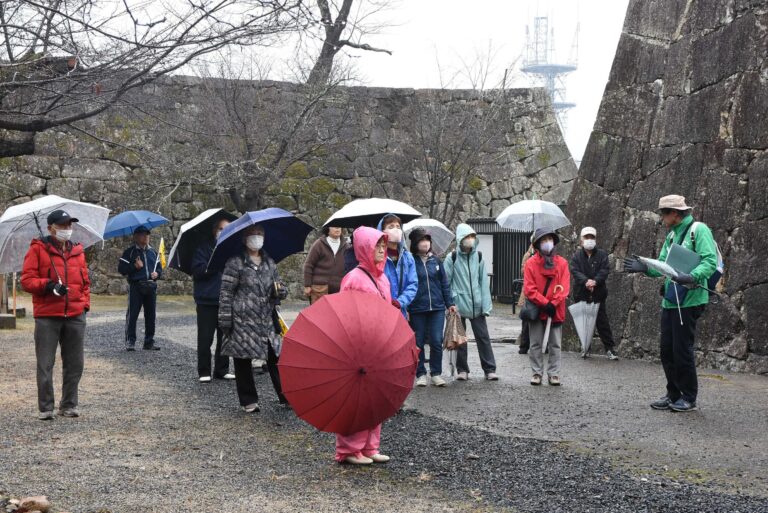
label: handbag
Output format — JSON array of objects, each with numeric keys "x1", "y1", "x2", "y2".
[
  {"x1": 519, "y1": 277, "x2": 552, "y2": 321},
  {"x1": 136, "y1": 280, "x2": 157, "y2": 294},
  {"x1": 443, "y1": 310, "x2": 467, "y2": 350}
]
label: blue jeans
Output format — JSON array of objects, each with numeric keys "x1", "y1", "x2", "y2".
[{"x1": 410, "y1": 310, "x2": 445, "y2": 377}]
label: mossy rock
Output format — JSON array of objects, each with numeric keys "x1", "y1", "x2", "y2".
[
  {"x1": 537, "y1": 150, "x2": 551, "y2": 167},
  {"x1": 284, "y1": 161, "x2": 311, "y2": 179},
  {"x1": 268, "y1": 178, "x2": 304, "y2": 195},
  {"x1": 468, "y1": 176, "x2": 486, "y2": 191},
  {"x1": 271, "y1": 194, "x2": 298, "y2": 211},
  {"x1": 308, "y1": 177, "x2": 337, "y2": 195},
  {"x1": 327, "y1": 192, "x2": 351, "y2": 209}
]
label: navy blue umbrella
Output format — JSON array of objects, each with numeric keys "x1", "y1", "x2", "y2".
[
  {"x1": 104, "y1": 210, "x2": 169, "y2": 239},
  {"x1": 207, "y1": 208, "x2": 314, "y2": 271}
]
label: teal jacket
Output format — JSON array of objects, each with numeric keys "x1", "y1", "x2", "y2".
[
  {"x1": 647, "y1": 214, "x2": 717, "y2": 309},
  {"x1": 444, "y1": 223, "x2": 492, "y2": 319}
]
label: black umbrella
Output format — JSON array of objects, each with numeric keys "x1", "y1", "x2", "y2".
[{"x1": 167, "y1": 208, "x2": 238, "y2": 275}]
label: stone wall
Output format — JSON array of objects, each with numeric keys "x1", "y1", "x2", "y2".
[
  {"x1": 1, "y1": 77, "x2": 577, "y2": 296},
  {"x1": 566, "y1": 0, "x2": 768, "y2": 373}
]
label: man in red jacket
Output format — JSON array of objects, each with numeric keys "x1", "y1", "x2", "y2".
[
  {"x1": 21, "y1": 209, "x2": 90, "y2": 420},
  {"x1": 523, "y1": 227, "x2": 570, "y2": 386}
]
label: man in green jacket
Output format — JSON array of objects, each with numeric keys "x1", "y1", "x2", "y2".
[
  {"x1": 444, "y1": 223, "x2": 498, "y2": 381},
  {"x1": 624, "y1": 195, "x2": 717, "y2": 412}
]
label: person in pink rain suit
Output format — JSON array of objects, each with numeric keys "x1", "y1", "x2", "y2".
[{"x1": 335, "y1": 226, "x2": 397, "y2": 465}]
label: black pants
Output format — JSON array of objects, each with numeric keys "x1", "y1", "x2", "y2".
[
  {"x1": 232, "y1": 344, "x2": 285, "y2": 406},
  {"x1": 595, "y1": 301, "x2": 616, "y2": 351},
  {"x1": 519, "y1": 320, "x2": 530, "y2": 351},
  {"x1": 660, "y1": 305, "x2": 705, "y2": 403},
  {"x1": 125, "y1": 281, "x2": 156, "y2": 345},
  {"x1": 196, "y1": 304, "x2": 229, "y2": 378}
]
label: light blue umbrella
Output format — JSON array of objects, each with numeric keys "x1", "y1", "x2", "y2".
[{"x1": 103, "y1": 210, "x2": 169, "y2": 239}]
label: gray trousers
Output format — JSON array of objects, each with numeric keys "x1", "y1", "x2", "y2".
[
  {"x1": 457, "y1": 315, "x2": 497, "y2": 375},
  {"x1": 529, "y1": 320, "x2": 562, "y2": 376},
  {"x1": 34, "y1": 314, "x2": 86, "y2": 412}
]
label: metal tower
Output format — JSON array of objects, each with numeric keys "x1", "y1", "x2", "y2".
[{"x1": 521, "y1": 16, "x2": 579, "y2": 129}]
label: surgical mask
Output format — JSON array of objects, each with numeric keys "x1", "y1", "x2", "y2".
[
  {"x1": 385, "y1": 228, "x2": 402, "y2": 243},
  {"x1": 582, "y1": 239, "x2": 596, "y2": 251},
  {"x1": 246, "y1": 235, "x2": 264, "y2": 250},
  {"x1": 461, "y1": 238, "x2": 474, "y2": 250},
  {"x1": 540, "y1": 241, "x2": 554, "y2": 254},
  {"x1": 417, "y1": 241, "x2": 431, "y2": 254},
  {"x1": 54, "y1": 229, "x2": 73, "y2": 242}
]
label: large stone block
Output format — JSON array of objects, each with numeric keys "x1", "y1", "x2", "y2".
[
  {"x1": 744, "y1": 283, "x2": 768, "y2": 355},
  {"x1": 732, "y1": 72, "x2": 768, "y2": 148},
  {"x1": 727, "y1": 219, "x2": 768, "y2": 292},
  {"x1": 623, "y1": 0, "x2": 690, "y2": 41},
  {"x1": 607, "y1": 33, "x2": 668, "y2": 89},
  {"x1": 62, "y1": 158, "x2": 128, "y2": 180},
  {"x1": 747, "y1": 153, "x2": 768, "y2": 220}
]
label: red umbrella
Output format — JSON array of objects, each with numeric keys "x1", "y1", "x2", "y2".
[{"x1": 279, "y1": 290, "x2": 418, "y2": 435}]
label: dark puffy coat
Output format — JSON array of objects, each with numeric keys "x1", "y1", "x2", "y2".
[
  {"x1": 21, "y1": 237, "x2": 90, "y2": 318},
  {"x1": 409, "y1": 254, "x2": 454, "y2": 314},
  {"x1": 118, "y1": 244, "x2": 163, "y2": 282},
  {"x1": 218, "y1": 251, "x2": 287, "y2": 360},
  {"x1": 570, "y1": 247, "x2": 610, "y2": 303},
  {"x1": 191, "y1": 242, "x2": 222, "y2": 305}
]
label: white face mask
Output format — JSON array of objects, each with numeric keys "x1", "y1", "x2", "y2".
[
  {"x1": 582, "y1": 239, "x2": 596, "y2": 251},
  {"x1": 246, "y1": 235, "x2": 264, "y2": 251},
  {"x1": 540, "y1": 241, "x2": 555, "y2": 254},
  {"x1": 54, "y1": 229, "x2": 73, "y2": 242},
  {"x1": 417, "y1": 241, "x2": 431, "y2": 254},
  {"x1": 384, "y1": 228, "x2": 402, "y2": 243},
  {"x1": 461, "y1": 238, "x2": 475, "y2": 250}
]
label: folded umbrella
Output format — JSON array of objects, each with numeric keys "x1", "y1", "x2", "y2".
[
  {"x1": 0, "y1": 195, "x2": 110, "y2": 273},
  {"x1": 568, "y1": 301, "x2": 600, "y2": 355},
  {"x1": 279, "y1": 290, "x2": 419, "y2": 435},
  {"x1": 167, "y1": 208, "x2": 238, "y2": 275},
  {"x1": 103, "y1": 210, "x2": 169, "y2": 239},
  {"x1": 207, "y1": 208, "x2": 313, "y2": 271},
  {"x1": 322, "y1": 198, "x2": 421, "y2": 229},
  {"x1": 403, "y1": 218, "x2": 454, "y2": 256},
  {"x1": 495, "y1": 199, "x2": 570, "y2": 233}
]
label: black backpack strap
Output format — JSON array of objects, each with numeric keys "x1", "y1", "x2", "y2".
[
  {"x1": 542, "y1": 277, "x2": 553, "y2": 297},
  {"x1": 357, "y1": 266, "x2": 386, "y2": 300}
]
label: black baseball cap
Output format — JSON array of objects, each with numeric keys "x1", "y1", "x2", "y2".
[
  {"x1": 47, "y1": 210, "x2": 78, "y2": 226},
  {"x1": 133, "y1": 226, "x2": 151, "y2": 234}
]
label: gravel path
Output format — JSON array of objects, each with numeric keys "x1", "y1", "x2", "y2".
[{"x1": 1, "y1": 300, "x2": 766, "y2": 512}]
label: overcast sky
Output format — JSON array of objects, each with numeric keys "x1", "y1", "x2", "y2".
[{"x1": 327, "y1": 0, "x2": 630, "y2": 163}]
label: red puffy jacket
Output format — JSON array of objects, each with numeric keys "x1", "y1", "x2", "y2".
[
  {"x1": 523, "y1": 251, "x2": 570, "y2": 324},
  {"x1": 21, "y1": 238, "x2": 91, "y2": 318}
]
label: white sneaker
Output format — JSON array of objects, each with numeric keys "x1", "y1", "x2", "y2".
[
  {"x1": 369, "y1": 453, "x2": 390, "y2": 463},
  {"x1": 199, "y1": 376, "x2": 212, "y2": 383},
  {"x1": 242, "y1": 403, "x2": 260, "y2": 413},
  {"x1": 485, "y1": 373, "x2": 499, "y2": 381},
  {"x1": 431, "y1": 375, "x2": 447, "y2": 387},
  {"x1": 222, "y1": 373, "x2": 236, "y2": 380},
  {"x1": 456, "y1": 372, "x2": 468, "y2": 381},
  {"x1": 252, "y1": 359, "x2": 266, "y2": 369},
  {"x1": 343, "y1": 454, "x2": 373, "y2": 465},
  {"x1": 416, "y1": 375, "x2": 428, "y2": 387}
]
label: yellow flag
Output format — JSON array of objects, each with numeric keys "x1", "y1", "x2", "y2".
[{"x1": 158, "y1": 237, "x2": 167, "y2": 269}]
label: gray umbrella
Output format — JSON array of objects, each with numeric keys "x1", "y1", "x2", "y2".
[{"x1": 568, "y1": 301, "x2": 600, "y2": 355}]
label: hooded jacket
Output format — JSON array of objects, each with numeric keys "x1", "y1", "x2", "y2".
[
  {"x1": 443, "y1": 224, "x2": 492, "y2": 319},
  {"x1": 409, "y1": 253, "x2": 454, "y2": 314},
  {"x1": 340, "y1": 227, "x2": 392, "y2": 302},
  {"x1": 21, "y1": 237, "x2": 91, "y2": 318},
  {"x1": 524, "y1": 250, "x2": 570, "y2": 324},
  {"x1": 376, "y1": 216, "x2": 417, "y2": 317}
]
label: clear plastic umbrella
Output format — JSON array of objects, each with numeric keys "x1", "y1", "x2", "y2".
[
  {"x1": 0, "y1": 195, "x2": 110, "y2": 273},
  {"x1": 568, "y1": 301, "x2": 600, "y2": 355},
  {"x1": 495, "y1": 199, "x2": 570, "y2": 232},
  {"x1": 403, "y1": 218, "x2": 454, "y2": 256},
  {"x1": 322, "y1": 198, "x2": 421, "y2": 229}
]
